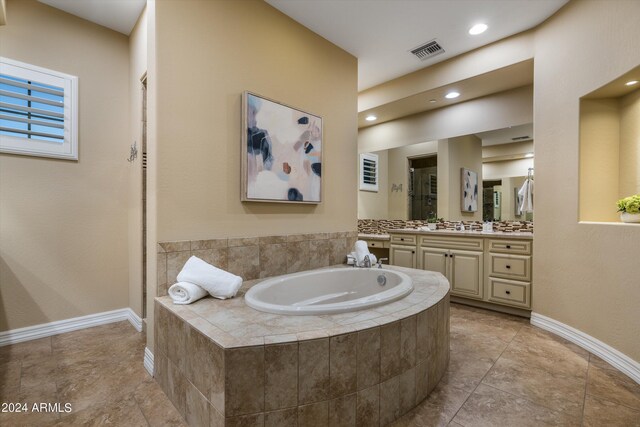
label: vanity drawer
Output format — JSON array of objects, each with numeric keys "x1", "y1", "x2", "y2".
[
  {"x1": 390, "y1": 234, "x2": 417, "y2": 245},
  {"x1": 489, "y1": 239, "x2": 532, "y2": 255},
  {"x1": 489, "y1": 254, "x2": 531, "y2": 281},
  {"x1": 488, "y1": 277, "x2": 530, "y2": 308},
  {"x1": 366, "y1": 240, "x2": 389, "y2": 249},
  {"x1": 420, "y1": 235, "x2": 484, "y2": 251}
]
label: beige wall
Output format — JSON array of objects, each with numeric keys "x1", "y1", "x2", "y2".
[
  {"x1": 358, "y1": 150, "x2": 389, "y2": 219},
  {"x1": 619, "y1": 89, "x2": 640, "y2": 198},
  {"x1": 438, "y1": 135, "x2": 483, "y2": 221},
  {"x1": 147, "y1": 0, "x2": 357, "y2": 351},
  {"x1": 154, "y1": 0, "x2": 357, "y2": 243},
  {"x1": 128, "y1": 7, "x2": 148, "y2": 318},
  {"x1": 0, "y1": 0, "x2": 130, "y2": 330},
  {"x1": 483, "y1": 158, "x2": 534, "y2": 180},
  {"x1": 534, "y1": 0, "x2": 640, "y2": 360},
  {"x1": 579, "y1": 99, "x2": 620, "y2": 222},
  {"x1": 358, "y1": 85, "x2": 533, "y2": 153}
]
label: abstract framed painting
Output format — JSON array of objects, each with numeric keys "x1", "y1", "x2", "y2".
[
  {"x1": 241, "y1": 91, "x2": 323, "y2": 204},
  {"x1": 461, "y1": 168, "x2": 478, "y2": 212}
]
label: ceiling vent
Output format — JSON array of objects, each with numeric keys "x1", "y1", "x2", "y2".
[
  {"x1": 410, "y1": 39, "x2": 445, "y2": 61},
  {"x1": 511, "y1": 135, "x2": 531, "y2": 141}
]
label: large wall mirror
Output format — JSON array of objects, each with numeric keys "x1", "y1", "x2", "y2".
[{"x1": 358, "y1": 123, "x2": 534, "y2": 222}]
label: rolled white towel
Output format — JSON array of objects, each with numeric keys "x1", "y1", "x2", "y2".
[
  {"x1": 169, "y1": 282, "x2": 208, "y2": 305},
  {"x1": 177, "y1": 256, "x2": 243, "y2": 299},
  {"x1": 354, "y1": 240, "x2": 370, "y2": 266}
]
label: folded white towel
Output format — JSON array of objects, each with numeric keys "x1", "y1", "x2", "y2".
[
  {"x1": 354, "y1": 240, "x2": 370, "y2": 266},
  {"x1": 169, "y1": 282, "x2": 208, "y2": 305},
  {"x1": 177, "y1": 256, "x2": 243, "y2": 300}
]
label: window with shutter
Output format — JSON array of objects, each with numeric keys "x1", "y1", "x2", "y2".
[
  {"x1": 359, "y1": 153, "x2": 379, "y2": 192},
  {"x1": 0, "y1": 57, "x2": 78, "y2": 160}
]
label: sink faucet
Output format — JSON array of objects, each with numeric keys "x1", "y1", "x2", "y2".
[
  {"x1": 377, "y1": 258, "x2": 389, "y2": 269},
  {"x1": 363, "y1": 255, "x2": 371, "y2": 268}
]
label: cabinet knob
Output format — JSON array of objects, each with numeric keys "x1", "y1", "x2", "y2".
[
  {"x1": 444, "y1": 254, "x2": 448, "y2": 258},
  {"x1": 371, "y1": 243, "x2": 375, "y2": 246},
  {"x1": 411, "y1": 250, "x2": 415, "y2": 254},
  {"x1": 506, "y1": 265, "x2": 511, "y2": 269},
  {"x1": 506, "y1": 245, "x2": 511, "y2": 249},
  {"x1": 506, "y1": 290, "x2": 511, "y2": 295},
  {"x1": 400, "y1": 238, "x2": 404, "y2": 241}
]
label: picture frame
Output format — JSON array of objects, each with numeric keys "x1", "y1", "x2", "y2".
[
  {"x1": 241, "y1": 91, "x2": 323, "y2": 204},
  {"x1": 460, "y1": 168, "x2": 478, "y2": 212}
]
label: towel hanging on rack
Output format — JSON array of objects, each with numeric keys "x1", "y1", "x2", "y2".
[{"x1": 518, "y1": 173, "x2": 534, "y2": 213}]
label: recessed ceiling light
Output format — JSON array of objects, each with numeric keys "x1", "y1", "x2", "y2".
[
  {"x1": 626, "y1": 80, "x2": 639, "y2": 86},
  {"x1": 525, "y1": 153, "x2": 534, "y2": 158},
  {"x1": 469, "y1": 23, "x2": 488, "y2": 35},
  {"x1": 365, "y1": 115, "x2": 377, "y2": 121},
  {"x1": 428, "y1": 99, "x2": 437, "y2": 103},
  {"x1": 445, "y1": 92, "x2": 460, "y2": 99}
]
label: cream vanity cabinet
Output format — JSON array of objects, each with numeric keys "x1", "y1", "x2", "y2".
[
  {"x1": 389, "y1": 234, "x2": 417, "y2": 269},
  {"x1": 419, "y1": 235, "x2": 484, "y2": 300},
  {"x1": 486, "y1": 239, "x2": 532, "y2": 309},
  {"x1": 389, "y1": 232, "x2": 533, "y2": 312}
]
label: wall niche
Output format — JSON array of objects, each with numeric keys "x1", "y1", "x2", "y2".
[{"x1": 579, "y1": 65, "x2": 640, "y2": 223}]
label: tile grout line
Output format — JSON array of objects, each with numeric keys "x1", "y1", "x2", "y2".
[{"x1": 580, "y1": 357, "x2": 591, "y2": 427}]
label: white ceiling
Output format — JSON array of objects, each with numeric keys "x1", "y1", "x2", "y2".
[
  {"x1": 38, "y1": 0, "x2": 145, "y2": 35},
  {"x1": 266, "y1": 0, "x2": 568, "y2": 90}
]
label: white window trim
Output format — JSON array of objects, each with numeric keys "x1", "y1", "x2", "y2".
[
  {"x1": 0, "y1": 57, "x2": 78, "y2": 160},
  {"x1": 359, "y1": 153, "x2": 379, "y2": 192}
]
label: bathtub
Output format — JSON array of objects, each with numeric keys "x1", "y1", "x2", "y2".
[{"x1": 244, "y1": 267, "x2": 413, "y2": 315}]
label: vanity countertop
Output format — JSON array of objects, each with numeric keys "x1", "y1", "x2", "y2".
[{"x1": 359, "y1": 229, "x2": 533, "y2": 240}]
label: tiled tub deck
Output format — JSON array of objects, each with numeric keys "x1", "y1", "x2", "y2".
[{"x1": 154, "y1": 266, "x2": 450, "y2": 426}]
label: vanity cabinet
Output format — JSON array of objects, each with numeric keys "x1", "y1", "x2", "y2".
[
  {"x1": 486, "y1": 239, "x2": 532, "y2": 309},
  {"x1": 419, "y1": 237, "x2": 484, "y2": 300},
  {"x1": 390, "y1": 244, "x2": 416, "y2": 268},
  {"x1": 389, "y1": 232, "x2": 533, "y2": 313},
  {"x1": 389, "y1": 235, "x2": 417, "y2": 269}
]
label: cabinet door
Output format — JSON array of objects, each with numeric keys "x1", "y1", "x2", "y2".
[
  {"x1": 419, "y1": 247, "x2": 448, "y2": 276},
  {"x1": 449, "y1": 249, "x2": 483, "y2": 299},
  {"x1": 390, "y1": 245, "x2": 416, "y2": 269}
]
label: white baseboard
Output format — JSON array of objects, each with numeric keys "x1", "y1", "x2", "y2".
[
  {"x1": 531, "y1": 312, "x2": 640, "y2": 384},
  {"x1": 0, "y1": 308, "x2": 144, "y2": 347},
  {"x1": 144, "y1": 347, "x2": 154, "y2": 377}
]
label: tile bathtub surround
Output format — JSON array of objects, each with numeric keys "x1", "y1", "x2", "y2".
[
  {"x1": 157, "y1": 231, "x2": 358, "y2": 296},
  {"x1": 154, "y1": 267, "x2": 451, "y2": 426}
]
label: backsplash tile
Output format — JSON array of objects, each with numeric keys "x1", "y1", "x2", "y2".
[{"x1": 358, "y1": 219, "x2": 533, "y2": 235}]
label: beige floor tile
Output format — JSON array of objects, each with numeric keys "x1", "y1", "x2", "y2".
[
  {"x1": 582, "y1": 394, "x2": 640, "y2": 427},
  {"x1": 0, "y1": 382, "x2": 60, "y2": 427},
  {"x1": 54, "y1": 393, "x2": 148, "y2": 427},
  {"x1": 0, "y1": 359, "x2": 21, "y2": 395},
  {"x1": 481, "y1": 355, "x2": 586, "y2": 417},
  {"x1": 0, "y1": 337, "x2": 52, "y2": 364},
  {"x1": 438, "y1": 350, "x2": 495, "y2": 393},
  {"x1": 587, "y1": 363, "x2": 640, "y2": 410},
  {"x1": 134, "y1": 379, "x2": 187, "y2": 427},
  {"x1": 452, "y1": 383, "x2": 580, "y2": 427}
]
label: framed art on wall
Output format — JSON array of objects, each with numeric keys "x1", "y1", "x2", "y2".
[
  {"x1": 461, "y1": 168, "x2": 478, "y2": 212},
  {"x1": 241, "y1": 91, "x2": 323, "y2": 204}
]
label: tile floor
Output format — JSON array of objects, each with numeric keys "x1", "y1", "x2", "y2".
[{"x1": 1, "y1": 303, "x2": 639, "y2": 426}]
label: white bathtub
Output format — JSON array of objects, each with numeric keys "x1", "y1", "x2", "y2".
[{"x1": 244, "y1": 267, "x2": 414, "y2": 315}]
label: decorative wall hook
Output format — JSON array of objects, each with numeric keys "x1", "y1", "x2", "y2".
[{"x1": 127, "y1": 141, "x2": 138, "y2": 163}]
